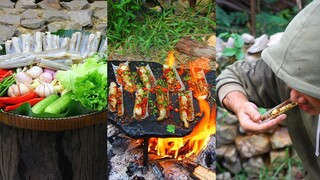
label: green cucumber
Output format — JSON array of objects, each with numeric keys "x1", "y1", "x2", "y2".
[
  {"x1": 44, "y1": 91, "x2": 73, "y2": 114},
  {"x1": 32, "y1": 94, "x2": 60, "y2": 114}
]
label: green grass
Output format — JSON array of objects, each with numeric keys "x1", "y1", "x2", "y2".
[{"x1": 107, "y1": 1, "x2": 215, "y2": 61}]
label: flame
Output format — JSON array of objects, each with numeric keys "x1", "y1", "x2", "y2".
[
  {"x1": 149, "y1": 101, "x2": 216, "y2": 159},
  {"x1": 166, "y1": 51, "x2": 175, "y2": 67}
]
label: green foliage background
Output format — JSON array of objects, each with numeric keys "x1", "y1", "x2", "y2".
[{"x1": 216, "y1": 0, "x2": 313, "y2": 36}]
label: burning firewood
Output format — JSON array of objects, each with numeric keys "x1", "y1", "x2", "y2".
[{"x1": 150, "y1": 157, "x2": 216, "y2": 180}]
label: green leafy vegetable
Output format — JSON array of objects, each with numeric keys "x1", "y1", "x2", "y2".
[
  {"x1": 166, "y1": 124, "x2": 175, "y2": 133},
  {"x1": 56, "y1": 57, "x2": 108, "y2": 111},
  {"x1": 73, "y1": 70, "x2": 107, "y2": 111}
]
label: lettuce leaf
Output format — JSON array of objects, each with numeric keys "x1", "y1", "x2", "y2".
[
  {"x1": 56, "y1": 58, "x2": 107, "y2": 90},
  {"x1": 56, "y1": 57, "x2": 108, "y2": 111},
  {"x1": 72, "y1": 70, "x2": 107, "y2": 111}
]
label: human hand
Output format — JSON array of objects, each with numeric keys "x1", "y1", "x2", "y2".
[{"x1": 235, "y1": 102, "x2": 287, "y2": 134}]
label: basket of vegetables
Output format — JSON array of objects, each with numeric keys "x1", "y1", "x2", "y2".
[{"x1": 0, "y1": 31, "x2": 108, "y2": 131}]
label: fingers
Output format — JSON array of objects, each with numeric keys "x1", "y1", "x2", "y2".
[
  {"x1": 239, "y1": 114, "x2": 287, "y2": 134},
  {"x1": 246, "y1": 105, "x2": 261, "y2": 122},
  {"x1": 235, "y1": 102, "x2": 288, "y2": 134},
  {"x1": 240, "y1": 102, "x2": 261, "y2": 122}
]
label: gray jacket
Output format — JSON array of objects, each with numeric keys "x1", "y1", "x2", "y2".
[{"x1": 216, "y1": 0, "x2": 320, "y2": 179}]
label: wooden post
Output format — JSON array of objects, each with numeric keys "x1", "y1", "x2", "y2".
[{"x1": 0, "y1": 122, "x2": 106, "y2": 180}]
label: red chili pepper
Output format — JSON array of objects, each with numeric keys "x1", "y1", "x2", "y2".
[
  {"x1": 0, "y1": 68, "x2": 9, "y2": 75},
  {"x1": 0, "y1": 70, "x2": 13, "y2": 82},
  {"x1": 4, "y1": 97, "x2": 44, "y2": 111},
  {"x1": 0, "y1": 91, "x2": 37, "y2": 104},
  {"x1": 0, "y1": 103, "x2": 5, "y2": 108},
  {"x1": 162, "y1": 88, "x2": 168, "y2": 93}
]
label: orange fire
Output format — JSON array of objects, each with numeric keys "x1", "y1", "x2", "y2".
[
  {"x1": 149, "y1": 101, "x2": 216, "y2": 159},
  {"x1": 166, "y1": 51, "x2": 175, "y2": 67}
]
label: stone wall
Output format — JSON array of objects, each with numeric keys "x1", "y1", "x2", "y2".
[
  {"x1": 216, "y1": 33, "x2": 304, "y2": 179},
  {"x1": 0, "y1": 0, "x2": 107, "y2": 43}
]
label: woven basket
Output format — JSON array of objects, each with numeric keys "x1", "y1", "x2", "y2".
[{"x1": 0, "y1": 110, "x2": 107, "y2": 131}]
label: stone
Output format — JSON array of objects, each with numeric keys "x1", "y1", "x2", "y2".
[
  {"x1": 270, "y1": 127, "x2": 292, "y2": 149},
  {"x1": 15, "y1": 0, "x2": 37, "y2": 9},
  {"x1": 224, "y1": 145, "x2": 238, "y2": 163},
  {"x1": 65, "y1": 21, "x2": 82, "y2": 31},
  {"x1": 216, "y1": 172, "x2": 232, "y2": 180},
  {"x1": 37, "y1": 0, "x2": 61, "y2": 10},
  {"x1": 217, "y1": 124, "x2": 238, "y2": 146},
  {"x1": 226, "y1": 37, "x2": 234, "y2": 48},
  {"x1": 270, "y1": 150, "x2": 286, "y2": 167},
  {"x1": 93, "y1": 8, "x2": 107, "y2": 19},
  {"x1": 68, "y1": 10, "x2": 93, "y2": 27},
  {"x1": 0, "y1": 25, "x2": 19, "y2": 43},
  {"x1": 0, "y1": 0, "x2": 15, "y2": 8},
  {"x1": 242, "y1": 33, "x2": 255, "y2": 44},
  {"x1": 47, "y1": 22, "x2": 67, "y2": 32},
  {"x1": 0, "y1": 15, "x2": 21, "y2": 25},
  {"x1": 21, "y1": 19, "x2": 46, "y2": 29},
  {"x1": 290, "y1": 166, "x2": 304, "y2": 180},
  {"x1": 2, "y1": 8, "x2": 25, "y2": 15},
  {"x1": 235, "y1": 134, "x2": 271, "y2": 158},
  {"x1": 268, "y1": 32, "x2": 284, "y2": 47},
  {"x1": 20, "y1": 9, "x2": 41, "y2": 20},
  {"x1": 243, "y1": 157, "x2": 265, "y2": 179},
  {"x1": 93, "y1": 1, "x2": 107, "y2": 10},
  {"x1": 216, "y1": 37, "x2": 225, "y2": 53},
  {"x1": 44, "y1": 10, "x2": 69, "y2": 22},
  {"x1": 94, "y1": 23, "x2": 107, "y2": 33},
  {"x1": 158, "y1": 0, "x2": 171, "y2": 9},
  {"x1": 217, "y1": 107, "x2": 238, "y2": 125},
  {"x1": 61, "y1": 0, "x2": 89, "y2": 11},
  {"x1": 247, "y1": 34, "x2": 269, "y2": 54},
  {"x1": 223, "y1": 158, "x2": 242, "y2": 174},
  {"x1": 215, "y1": 145, "x2": 227, "y2": 158}
]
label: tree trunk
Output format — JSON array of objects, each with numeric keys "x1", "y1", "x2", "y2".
[
  {"x1": 174, "y1": 37, "x2": 215, "y2": 60},
  {"x1": 0, "y1": 123, "x2": 106, "y2": 180}
]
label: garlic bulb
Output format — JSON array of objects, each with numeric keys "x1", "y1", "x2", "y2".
[
  {"x1": 8, "y1": 83, "x2": 32, "y2": 97},
  {"x1": 39, "y1": 72, "x2": 53, "y2": 83},
  {"x1": 15, "y1": 72, "x2": 33, "y2": 84},
  {"x1": 27, "y1": 66, "x2": 43, "y2": 78},
  {"x1": 30, "y1": 79, "x2": 41, "y2": 90},
  {"x1": 35, "y1": 83, "x2": 55, "y2": 97}
]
